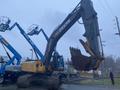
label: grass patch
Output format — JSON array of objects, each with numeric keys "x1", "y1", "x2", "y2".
[{"x1": 80, "y1": 78, "x2": 120, "y2": 88}]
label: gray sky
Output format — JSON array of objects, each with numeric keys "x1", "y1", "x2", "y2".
[{"x1": 0, "y1": 0, "x2": 120, "y2": 59}]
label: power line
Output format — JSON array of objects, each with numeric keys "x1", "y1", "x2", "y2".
[
  {"x1": 115, "y1": 16, "x2": 120, "y2": 36},
  {"x1": 103, "y1": 0, "x2": 115, "y2": 17},
  {"x1": 99, "y1": 0, "x2": 108, "y2": 13},
  {"x1": 96, "y1": 0, "x2": 113, "y2": 18}
]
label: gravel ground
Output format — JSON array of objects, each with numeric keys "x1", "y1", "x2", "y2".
[
  {"x1": 0, "y1": 84, "x2": 119, "y2": 90},
  {"x1": 62, "y1": 84, "x2": 120, "y2": 90}
]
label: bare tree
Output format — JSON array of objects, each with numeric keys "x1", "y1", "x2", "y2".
[
  {"x1": 100, "y1": 56, "x2": 116, "y2": 78},
  {"x1": 115, "y1": 57, "x2": 120, "y2": 76}
]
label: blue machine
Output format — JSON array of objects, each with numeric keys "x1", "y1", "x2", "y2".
[
  {"x1": 27, "y1": 25, "x2": 49, "y2": 41},
  {"x1": 0, "y1": 19, "x2": 44, "y2": 62},
  {"x1": 0, "y1": 35, "x2": 22, "y2": 84},
  {"x1": 0, "y1": 35, "x2": 22, "y2": 74}
]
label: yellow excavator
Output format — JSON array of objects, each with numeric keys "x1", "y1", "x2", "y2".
[{"x1": 0, "y1": 0, "x2": 104, "y2": 90}]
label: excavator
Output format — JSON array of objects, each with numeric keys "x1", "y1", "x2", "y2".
[
  {"x1": 0, "y1": 18, "x2": 64, "y2": 89},
  {"x1": 0, "y1": 0, "x2": 104, "y2": 89}
]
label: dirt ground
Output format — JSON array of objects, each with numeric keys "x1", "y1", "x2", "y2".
[{"x1": 0, "y1": 84, "x2": 119, "y2": 90}]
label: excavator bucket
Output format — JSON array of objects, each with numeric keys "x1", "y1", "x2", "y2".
[{"x1": 69, "y1": 47, "x2": 100, "y2": 71}]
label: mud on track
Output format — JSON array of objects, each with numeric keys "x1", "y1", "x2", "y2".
[{"x1": 0, "y1": 84, "x2": 120, "y2": 90}]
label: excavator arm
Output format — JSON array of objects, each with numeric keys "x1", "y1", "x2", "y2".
[
  {"x1": 44, "y1": 0, "x2": 103, "y2": 69},
  {"x1": 44, "y1": 1, "x2": 82, "y2": 67}
]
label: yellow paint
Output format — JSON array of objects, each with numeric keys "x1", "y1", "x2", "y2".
[{"x1": 21, "y1": 60, "x2": 46, "y2": 73}]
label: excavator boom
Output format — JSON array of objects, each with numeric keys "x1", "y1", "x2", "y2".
[{"x1": 44, "y1": 0, "x2": 102, "y2": 69}]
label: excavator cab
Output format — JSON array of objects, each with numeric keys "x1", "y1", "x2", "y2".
[{"x1": 50, "y1": 51, "x2": 64, "y2": 71}]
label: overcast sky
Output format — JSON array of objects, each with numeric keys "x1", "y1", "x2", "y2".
[{"x1": 0, "y1": 0, "x2": 120, "y2": 60}]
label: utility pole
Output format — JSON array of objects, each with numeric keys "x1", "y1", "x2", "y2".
[
  {"x1": 30, "y1": 49, "x2": 33, "y2": 59},
  {"x1": 115, "y1": 16, "x2": 120, "y2": 36}
]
